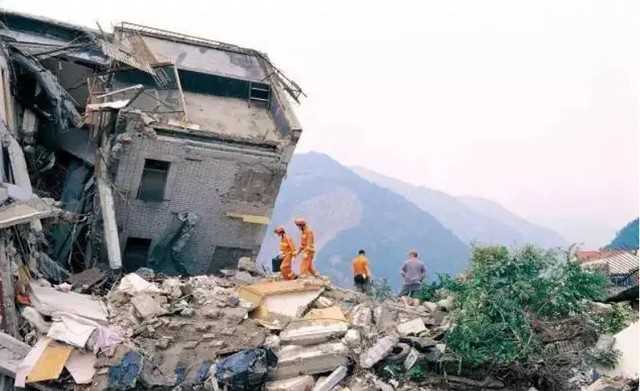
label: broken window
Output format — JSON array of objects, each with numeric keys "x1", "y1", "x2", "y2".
[
  {"x1": 123, "y1": 237, "x2": 152, "y2": 272},
  {"x1": 137, "y1": 159, "x2": 170, "y2": 202},
  {"x1": 208, "y1": 246, "x2": 253, "y2": 273}
]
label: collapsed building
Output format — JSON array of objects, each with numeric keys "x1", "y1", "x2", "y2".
[{"x1": 0, "y1": 10, "x2": 304, "y2": 277}]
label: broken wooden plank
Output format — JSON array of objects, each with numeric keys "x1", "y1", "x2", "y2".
[{"x1": 26, "y1": 341, "x2": 72, "y2": 383}]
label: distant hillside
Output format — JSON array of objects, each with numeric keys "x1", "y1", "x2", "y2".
[
  {"x1": 354, "y1": 167, "x2": 566, "y2": 248},
  {"x1": 258, "y1": 153, "x2": 470, "y2": 289},
  {"x1": 606, "y1": 218, "x2": 639, "y2": 250}
]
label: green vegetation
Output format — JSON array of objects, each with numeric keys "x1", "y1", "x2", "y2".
[
  {"x1": 592, "y1": 303, "x2": 637, "y2": 335},
  {"x1": 442, "y1": 246, "x2": 608, "y2": 367},
  {"x1": 369, "y1": 278, "x2": 394, "y2": 300},
  {"x1": 606, "y1": 218, "x2": 639, "y2": 250}
]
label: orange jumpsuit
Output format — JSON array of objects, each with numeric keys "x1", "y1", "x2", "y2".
[
  {"x1": 299, "y1": 226, "x2": 317, "y2": 276},
  {"x1": 279, "y1": 234, "x2": 297, "y2": 280}
]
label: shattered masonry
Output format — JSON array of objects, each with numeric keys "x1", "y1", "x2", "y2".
[{"x1": 0, "y1": 10, "x2": 304, "y2": 276}]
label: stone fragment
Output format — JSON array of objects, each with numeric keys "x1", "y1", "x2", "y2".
[
  {"x1": 131, "y1": 294, "x2": 165, "y2": 320},
  {"x1": 312, "y1": 365, "x2": 347, "y2": 391},
  {"x1": 274, "y1": 342, "x2": 349, "y2": 379},
  {"x1": 396, "y1": 318, "x2": 426, "y2": 337},
  {"x1": 313, "y1": 296, "x2": 334, "y2": 309},
  {"x1": 280, "y1": 321, "x2": 348, "y2": 345},
  {"x1": 360, "y1": 335, "x2": 399, "y2": 369},
  {"x1": 265, "y1": 375, "x2": 315, "y2": 391}
]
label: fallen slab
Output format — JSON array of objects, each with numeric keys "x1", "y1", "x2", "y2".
[
  {"x1": 312, "y1": 365, "x2": 347, "y2": 391},
  {"x1": 29, "y1": 282, "x2": 108, "y2": 323},
  {"x1": 265, "y1": 375, "x2": 315, "y2": 391},
  {"x1": 360, "y1": 335, "x2": 399, "y2": 369},
  {"x1": 273, "y1": 342, "x2": 349, "y2": 379},
  {"x1": 130, "y1": 294, "x2": 165, "y2": 320},
  {"x1": 396, "y1": 318, "x2": 426, "y2": 337},
  {"x1": 239, "y1": 279, "x2": 325, "y2": 320},
  {"x1": 280, "y1": 320, "x2": 348, "y2": 346}
]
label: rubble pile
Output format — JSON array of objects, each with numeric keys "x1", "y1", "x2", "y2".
[{"x1": 2, "y1": 258, "x2": 637, "y2": 390}]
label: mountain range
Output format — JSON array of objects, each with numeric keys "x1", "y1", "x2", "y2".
[
  {"x1": 353, "y1": 167, "x2": 567, "y2": 248},
  {"x1": 606, "y1": 218, "x2": 639, "y2": 250},
  {"x1": 258, "y1": 153, "x2": 566, "y2": 289}
]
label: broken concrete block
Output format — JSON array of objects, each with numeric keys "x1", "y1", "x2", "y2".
[
  {"x1": 161, "y1": 278, "x2": 183, "y2": 299},
  {"x1": 237, "y1": 257, "x2": 260, "y2": 275},
  {"x1": 273, "y1": 342, "x2": 349, "y2": 379},
  {"x1": 312, "y1": 365, "x2": 347, "y2": 391},
  {"x1": 131, "y1": 294, "x2": 165, "y2": 320},
  {"x1": 360, "y1": 335, "x2": 399, "y2": 369},
  {"x1": 396, "y1": 318, "x2": 426, "y2": 337},
  {"x1": 265, "y1": 375, "x2": 315, "y2": 391},
  {"x1": 351, "y1": 304, "x2": 373, "y2": 330},
  {"x1": 421, "y1": 301, "x2": 439, "y2": 313},
  {"x1": 280, "y1": 321, "x2": 348, "y2": 345},
  {"x1": 117, "y1": 273, "x2": 162, "y2": 296},
  {"x1": 21, "y1": 307, "x2": 51, "y2": 334},
  {"x1": 313, "y1": 296, "x2": 334, "y2": 309},
  {"x1": 342, "y1": 329, "x2": 361, "y2": 348},
  {"x1": 373, "y1": 378, "x2": 394, "y2": 391}
]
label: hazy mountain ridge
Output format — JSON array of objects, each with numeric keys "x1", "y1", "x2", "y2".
[
  {"x1": 353, "y1": 167, "x2": 566, "y2": 248},
  {"x1": 605, "y1": 218, "x2": 639, "y2": 250},
  {"x1": 258, "y1": 153, "x2": 470, "y2": 289}
]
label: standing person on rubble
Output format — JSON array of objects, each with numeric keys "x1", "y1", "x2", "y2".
[
  {"x1": 294, "y1": 218, "x2": 319, "y2": 277},
  {"x1": 352, "y1": 249, "x2": 372, "y2": 293},
  {"x1": 399, "y1": 250, "x2": 426, "y2": 297},
  {"x1": 274, "y1": 226, "x2": 297, "y2": 280}
]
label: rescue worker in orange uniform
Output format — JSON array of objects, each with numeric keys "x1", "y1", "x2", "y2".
[
  {"x1": 295, "y1": 218, "x2": 318, "y2": 277},
  {"x1": 274, "y1": 226, "x2": 297, "y2": 280},
  {"x1": 352, "y1": 249, "x2": 372, "y2": 293}
]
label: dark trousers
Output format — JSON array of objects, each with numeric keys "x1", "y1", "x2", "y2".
[{"x1": 354, "y1": 274, "x2": 370, "y2": 293}]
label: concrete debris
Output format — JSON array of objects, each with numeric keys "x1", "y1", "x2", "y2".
[
  {"x1": 280, "y1": 320, "x2": 349, "y2": 345},
  {"x1": 46, "y1": 313, "x2": 97, "y2": 348},
  {"x1": 360, "y1": 335, "x2": 399, "y2": 369},
  {"x1": 396, "y1": 318, "x2": 427, "y2": 337},
  {"x1": 29, "y1": 281, "x2": 108, "y2": 323},
  {"x1": 312, "y1": 365, "x2": 347, "y2": 391},
  {"x1": 350, "y1": 304, "x2": 374, "y2": 331},
  {"x1": 265, "y1": 375, "x2": 315, "y2": 391},
  {"x1": 131, "y1": 293, "x2": 166, "y2": 320},
  {"x1": 21, "y1": 307, "x2": 51, "y2": 334},
  {"x1": 274, "y1": 342, "x2": 349, "y2": 379}
]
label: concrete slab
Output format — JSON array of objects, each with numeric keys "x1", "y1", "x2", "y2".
[
  {"x1": 131, "y1": 294, "x2": 165, "y2": 320},
  {"x1": 280, "y1": 320, "x2": 348, "y2": 346},
  {"x1": 265, "y1": 375, "x2": 315, "y2": 391},
  {"x1": 273, "y1": 342, "x2": 349, "y2": 379}
]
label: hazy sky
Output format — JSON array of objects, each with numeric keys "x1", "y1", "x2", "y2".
[{"x1": 3, "y1": 0, "x2": 638, "y2": 247}]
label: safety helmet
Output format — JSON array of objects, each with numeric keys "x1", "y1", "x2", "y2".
[
  {"x1": 294, "y1": 217, "x2": 306, "y2": 226},
  {"x1": 274, "y1": 226, "x2": 285, "y2": 234}
]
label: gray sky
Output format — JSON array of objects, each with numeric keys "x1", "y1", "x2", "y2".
[{"x1": 4, "y1": 0, "x2": 638, "y2": 247}]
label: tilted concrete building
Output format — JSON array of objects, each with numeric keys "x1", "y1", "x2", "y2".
[{"x1": 0, "y1": 11, "x2": 303, "y2": 274}]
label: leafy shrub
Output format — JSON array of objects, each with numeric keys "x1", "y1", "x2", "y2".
[
  {"x1": 443, "y1": 245, "x2": 608, "y2": 368},
  {"x1": 416, "y1": 274, "x2": 453, "y2": 302},
  {"x1": 369, "y1": 278, "x2": 393, "y2": 300},
  {"x1": 592, "y1": 303, "x2": 636, "y2": 334}
]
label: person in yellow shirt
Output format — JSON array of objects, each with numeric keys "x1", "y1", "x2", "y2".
[
  {"x1": 274, "y1": 226, "x2": 296, "y2": 280},
  {"x1": 295, "y1": 217, "x2": 318, "y2": 277},
  {"x1": 352, "y1": 249, "x2": 372, "y2": 293}
]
